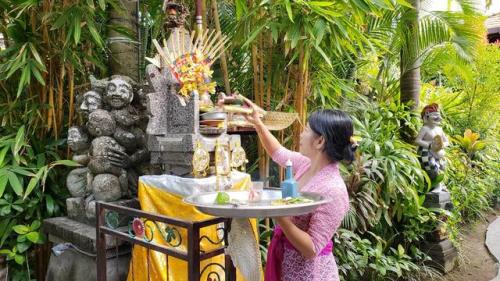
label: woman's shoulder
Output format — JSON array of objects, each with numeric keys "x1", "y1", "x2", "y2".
[{"x1": 311, "y1": 168, "x2": 347, "y2": 197}]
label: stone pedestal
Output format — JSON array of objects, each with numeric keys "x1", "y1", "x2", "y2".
[
  {"x1": 43, "y1": 217, "x2": 131, "y2": 281},
  {"x1": 422, "y1": 190, "x2": 458, "y2": 273},
  {"x1": 66, "y1": 198, "x2": 138, "y2": 225}
]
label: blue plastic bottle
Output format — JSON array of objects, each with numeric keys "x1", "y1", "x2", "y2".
[{"x1": 281, "y1": 160, "x2": 299, "y2": 198}]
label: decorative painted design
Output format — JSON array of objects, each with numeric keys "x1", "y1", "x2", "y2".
[
  {"x1": 104, "y1": 211, "x2": 120, "y2": 229},
  {"x1": 200, "y1": 226, "x2": 225, "y2": 245},
  {"x1": 132, "y1": 218, "x2": 145, "y2": 238},
  {"x1": 200, "y1": 262, "x2": 225, "y2": 281}
]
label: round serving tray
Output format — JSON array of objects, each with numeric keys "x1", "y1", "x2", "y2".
[{"x1": 183, "y1": 189, "x2": 330, "y2": 218}]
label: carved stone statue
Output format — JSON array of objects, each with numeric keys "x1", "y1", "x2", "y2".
[
  {"x1": 65, "y1": 75, "x2": 149, "y2": 223},
  {"x1": 79, "y1": 90, "x2": 103, "y2": 116},
  {"x1": 415, "y1": 103, "x2": 449, "y2": 192}
]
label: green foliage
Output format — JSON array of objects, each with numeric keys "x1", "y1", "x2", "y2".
[
  {"x1": 334, "y1": 97, "x2": 439, "y2": 280},
  {"x1": 420, "y1": 42, "x2": 499, "y2": 236},
  {"x1": 421, "y1": 44, "x2": 500, "y2": 137},
  {"x1": 335, "y1": 229, "x2": 435, "y2": 281},
  {"x1": 0, "y1": 125, "x2": 72, "y2": 278},
  {"x1": 0, "y1": 0, "x2": 111, "y2": 97}
]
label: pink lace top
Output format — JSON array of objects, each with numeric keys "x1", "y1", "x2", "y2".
[{"x1": 269, "y1": 146, "x2": 349, "y2": 281}]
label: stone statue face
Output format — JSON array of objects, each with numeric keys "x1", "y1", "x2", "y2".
[
  {"x1": 68, "y1": 126, "x2": 89, "y2": 152},
  {"x1": 424, "y1": 111, "x2": 442, "y2": 127},
  {"x1": 80, "y1": 91, "x2": 102, "y2": 115},
  {"x1": 164, "y1": 3, "x2": 188, "y2": 28},
  {"x1": 104, "y1": 78, "x2": 133, "y2": 109},
  {"x1": 87, "y1": 109, "x2": 116, "y2": 137}
]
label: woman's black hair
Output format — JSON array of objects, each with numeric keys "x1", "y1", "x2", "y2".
[{"x1": 308, "y1": 109, "x2": 356, "y2": 163}]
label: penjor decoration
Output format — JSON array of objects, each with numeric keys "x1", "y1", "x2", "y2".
[{"x1": 146, "y1": 28, "x2": 230, "y2": 102}]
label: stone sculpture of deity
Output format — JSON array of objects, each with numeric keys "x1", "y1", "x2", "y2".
[
  {"x1": 415, "y1": 103, "x2": 449, "y2": 192},
  {"x1": 65, "y1": 75, "x2": 149, "y2": 223}
]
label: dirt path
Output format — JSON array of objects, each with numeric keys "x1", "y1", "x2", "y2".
[{"x1": 435, "y1": 208, "x2": 500, "y2": 281}]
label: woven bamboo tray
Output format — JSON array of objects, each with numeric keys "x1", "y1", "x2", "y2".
[{"x1": 262, "y1": 111, "x2": 298, "y2": 131}]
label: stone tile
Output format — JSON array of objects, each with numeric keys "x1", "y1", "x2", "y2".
[
  {"x1": 487, "y1": 217, "x2": 500, "y2": 281},
  {"x1": 486, "y1": 217, "x2": 500, "y2": 263}
]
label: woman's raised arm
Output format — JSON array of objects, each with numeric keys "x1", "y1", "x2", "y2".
[{"x1": 241, "y1": 96, "x2": 281, "y2": 156}]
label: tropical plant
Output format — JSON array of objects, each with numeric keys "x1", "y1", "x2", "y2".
[
  {"x1": 0, "y1": 0, "x2": 113, "y2": 138},
  {"x1": 453, "y1": 129, "x2": 487, "y2": 160},
  {"x1": 397, "y1": 0, "x2": 484, "y2": 109},
  {"x1": 0, "y1": 125, "x2": 77, "y2": 279}
]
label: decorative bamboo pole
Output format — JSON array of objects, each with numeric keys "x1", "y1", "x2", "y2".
[{"x1": 195, "y1": 0, "x2": 203, "y2": 34}]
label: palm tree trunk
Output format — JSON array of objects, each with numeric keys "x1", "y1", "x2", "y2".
[
  {"x1": 108, "y1": 0, "x2": 139, "y2": 81},
  {"x1": 399, "y1": 0, "x2": 420, "y2": 110}
]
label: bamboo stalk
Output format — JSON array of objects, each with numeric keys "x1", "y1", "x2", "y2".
[
  {"x1": 56, "y1": 63, "x2": 65, "y2": 139},
  {"x1": 259, "y1": 34, "x2": 264, "y2": 108},
  {"x1": 266, "y1": 32, "x2": 273, "y2": 111},
  {"x1": 276, "y1": 69, "x2": 291, "y2": 111},
  {"x1": 68, "y1": 64, "x2": 75, "y2": 128},
  {"x1": 47, "y1": 63, "x2": 54, "y2": 132},
  {"x1": 293, "y1": 45, "x2": 306, "y2": 150}
]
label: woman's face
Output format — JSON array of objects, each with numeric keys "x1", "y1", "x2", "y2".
[{"x1": 299, "y1": 123, "x2": 323, "y2": 158}]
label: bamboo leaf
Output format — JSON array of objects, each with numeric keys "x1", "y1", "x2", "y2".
[
  {"x1": 50, "y1": 160, "x2": 81, "y2": 167},
  {"x1": 73, "y1": 14, "x2": 82, "y2": 44},
  {"x1": 0, "y1": 176, "x2": 7, "y2": 198},
  {"x1": 24, "y1": 167, "x2": 46, "y2": 199},
  {"x1": 313, "y1": 44, "x2": 332, "y2": 68},
  {"x1": 7, "y1": 172, "x2": 23, "y2": 196},
  {"x1": 309, "y1": 1, "x2": 334, "y2": 7},
  {"x1": 0, "y1": 146, "x2": 9, "y2": 167},
  {"x1": 87, "y1": 20, "x2": 104, "y2": 48},
  {"x1": 283, "y1": 0, "x2": 294, "y2": 22},
  {"x1": 28, "y1": 43, "x2": 44, "y2": 66},
  {"x1": 98, "y1": 0, "x2": 106, "y2": 10},
  {"x1": 12, "y1": 126, "x2": 25, "y2": 158},
  {"x1": 242, "y1": 23, "x2": 266, "y2": 48},
  {"x1": 31, "y1": 64, "x2": 46, "y2": 86},
  {"x1": 16, "y1": 66, "x2": 30, "y2": 97}
]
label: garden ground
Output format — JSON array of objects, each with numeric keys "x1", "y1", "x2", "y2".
[{"x1": 427, "y1": 206, "x2": 500, "y2": 281}]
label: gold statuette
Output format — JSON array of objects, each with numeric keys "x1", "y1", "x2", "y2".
[
  {"x1": 231, "y1": 141, "x2": 248, "y2": 171},
  {"x1": 192, "y1": 139, "x2": 209, "y2": 177}
]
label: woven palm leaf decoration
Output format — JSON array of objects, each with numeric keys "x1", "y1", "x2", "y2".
[{"x1": 146, "y1": 29, "x2": 230, "y2": 102}]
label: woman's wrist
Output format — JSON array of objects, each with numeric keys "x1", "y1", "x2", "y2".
[{"x1": 254, "y1": 119, "x2": 265, "y2": 129}]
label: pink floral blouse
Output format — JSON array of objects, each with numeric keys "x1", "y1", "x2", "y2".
[{"x1": 269, "y1": 146, "x2": 349, "y2": 281}]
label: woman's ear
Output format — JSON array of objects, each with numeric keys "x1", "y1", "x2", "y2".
[{"x1": 315, "y1": 135, "x2": 325, "y2": 150}]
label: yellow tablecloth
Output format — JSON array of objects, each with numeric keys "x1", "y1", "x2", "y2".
[{"x1": 127, "y1": 172, "x2": 258, "y2": 281}]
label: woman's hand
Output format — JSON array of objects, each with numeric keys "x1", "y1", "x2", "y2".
[
  {"x1": 275, "y1": 216, "x2": 292, "y2": 228},
  {"x1": 274, "y1": 216, "x2": 317, "y2": 259},
  {"x1": 239, "y1": 95, "x2": 265, "y2": 126}
]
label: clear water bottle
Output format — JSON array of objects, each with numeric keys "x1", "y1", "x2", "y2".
[{"x1": 281, "y1": 160, "x2": 298, "y2": 198}]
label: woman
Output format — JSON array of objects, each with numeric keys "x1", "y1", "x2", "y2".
[{"x1": 243, "y1": 98, "x2": 354, "y2": 281}]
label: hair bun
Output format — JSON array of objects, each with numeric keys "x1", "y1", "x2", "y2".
[{"x1": 343, "y1": 144, "x2": 355, "y2": 163}]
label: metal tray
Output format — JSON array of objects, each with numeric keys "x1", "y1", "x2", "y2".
[
  {"x1": 183, "y1": 189, "x2": 330, "y2": 218},
  {"x1": 200, "y1": 111, "x2": 227, "y2": 120}
]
